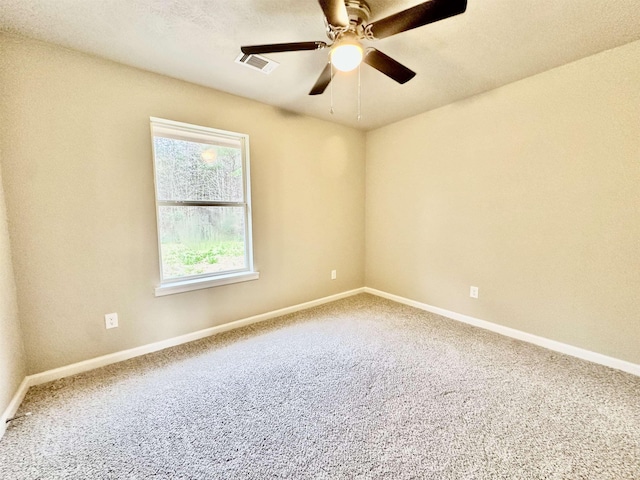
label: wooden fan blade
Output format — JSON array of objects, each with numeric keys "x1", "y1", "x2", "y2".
[
  {"x1": 309, "y1": 63, "x2": 334, "y2": 95},
  {"x1": 366, "y1": 0, "x2": 467, "y2": 39},
  {"x1": 318, "y1": 0, "x2": 349, "y2": 28},
  {"x1": 363, "y1": 48, "x2": 416, "y2": 84},
  {"x1": 241, "y1": 41, "x2": 327, "y2": 55}
]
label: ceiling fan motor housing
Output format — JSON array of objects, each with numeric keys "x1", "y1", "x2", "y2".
[
  {"x1": 345, "y1": 0, "x2": 371, "y2": 27},
  {"x1": 327, "y1": 0, "x2": 371, "y2": 40}
]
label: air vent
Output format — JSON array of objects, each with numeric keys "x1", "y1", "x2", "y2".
[{"x1": 235, "y1": 53, "x2": 279, "y2": 74}]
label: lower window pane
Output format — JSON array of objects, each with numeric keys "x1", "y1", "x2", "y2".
[{"x1": 158, "y1": 206, "x2": 246, "y2": 280}]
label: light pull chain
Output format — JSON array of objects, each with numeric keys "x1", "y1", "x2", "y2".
[
  {"x1": 357, "y1": 63, "x2": 361, "y2": 121},
  {"x1": 330, "y1": 62, "x2": 334, "y2": 115},
  {"x1": 328, "y1": 62, "x2": 363, "y2": 121}
]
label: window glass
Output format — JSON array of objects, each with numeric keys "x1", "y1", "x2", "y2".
[
  {"x1": 153, "y1": 137, "x2": 244, "y2": 203},
  {"x1": 150, "y1": 118, "x2": 254, "y2": 286}
]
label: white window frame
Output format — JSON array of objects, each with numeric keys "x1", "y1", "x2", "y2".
[{"x1": 150, "y1": 117, "x2": 258, "y2": 296}]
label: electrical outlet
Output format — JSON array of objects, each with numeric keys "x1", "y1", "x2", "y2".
[
  {"x1": 105, "y1": 312, "x2": 118, "y2": 329},
  {"x1": 470, "y1": 286, "x2": 479, "y2": 299},
  {"x1": 331, "y1": 270, "x2": 337, "y2": 280}
]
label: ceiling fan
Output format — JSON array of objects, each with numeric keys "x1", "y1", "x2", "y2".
[{"x1": 241, "y1": 0, "x2": 468, "y2": 95}]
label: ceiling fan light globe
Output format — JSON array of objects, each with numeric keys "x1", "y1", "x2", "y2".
[{"x1": 331, "y1": 44, "x2": 363, "y2": 72}]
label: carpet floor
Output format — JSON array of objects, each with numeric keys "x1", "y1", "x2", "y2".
[{"x1": 1, "y1": 294, "x2": 639, "y2": 479}]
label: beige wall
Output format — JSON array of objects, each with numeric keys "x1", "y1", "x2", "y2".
[
  {"x1": 0, "y1": 34, "x2": 365, "y2": 374},
  {"x1": 366, "y1": 40, "x2": 640, "y2": 364},
  {"x1": 1, "y1": 31, "x2": 638, "y2": 382},
  {"x1": 0, "y1": 158, "x2": 26, "y2": 418}
]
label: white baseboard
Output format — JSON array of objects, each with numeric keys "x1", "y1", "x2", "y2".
[
  {"x1": 364, "y1": 287, "x2": 640, "y2": 377},
  {"x1": 26, "y1": 288, "x2": 366, "y2": 388},
  {"x1": 4, "y1": 285, "x2": 637, "y2": 441},
  {"x1": 0, "y1": 287, "x2": 363, "y2": 440},
  {"x1": 0, "y1": 377, "x2": 30, "y2": 440}
]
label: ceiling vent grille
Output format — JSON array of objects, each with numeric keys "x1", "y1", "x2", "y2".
[{"x1": 235, "y1": 53, "x2": 279, "y2": 74}]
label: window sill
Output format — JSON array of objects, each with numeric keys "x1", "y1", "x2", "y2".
[{"x1": 155, "y1": 271, "x2": 259, "y2": 297}]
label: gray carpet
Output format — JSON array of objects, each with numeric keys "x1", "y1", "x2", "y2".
[{"x1": 1, "y1": 294, "x2": 639, "y2": 479}]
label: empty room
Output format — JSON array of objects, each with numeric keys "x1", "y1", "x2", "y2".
[{"x1": 1, "y1": 0, "x2": 639, "y2": 478}]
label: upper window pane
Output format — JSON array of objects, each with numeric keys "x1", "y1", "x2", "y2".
[{"x1": 153, "y1": 136, "x2": 244, "y2": 203}]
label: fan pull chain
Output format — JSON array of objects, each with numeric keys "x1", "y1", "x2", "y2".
[
  {"x1": 357, "y1": 63, "x2": 361, "y2": 122},
  {"x1": 330, "y1": 62, "x2": 334, "y2": 115}
]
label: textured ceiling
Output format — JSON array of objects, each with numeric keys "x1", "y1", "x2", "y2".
[{"x1": 1, "y1": 0, "x2": 640, "y2": 130}]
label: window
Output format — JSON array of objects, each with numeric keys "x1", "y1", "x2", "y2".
[{"x1": 150, "y1": 118, "x2": 258, "y2": 296}]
